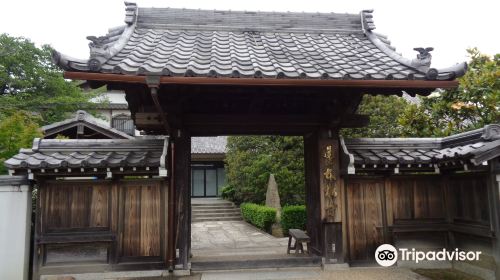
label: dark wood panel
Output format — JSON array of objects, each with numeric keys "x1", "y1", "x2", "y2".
[
  {"x1": 90, "y1": 185, "x2": 109, "y2": 227},
  {"x1": 450, "y1": 175, "x2": 489, "y2": 225},
  {"x1": 391, "y1": 179, "x2": 413, "y2": 220},
  {"x1": 391, "y1": 177, "x2": 444, "y2": 222},
  {"x1": 70, "y1": 186, "x2": 90, "y2": 228},
  {"x1": 46, "y1": 185, "x2": 70, "y2": 230},
  {"x1": 304, "y1": 132, "x2": 322, "y2": 255}
]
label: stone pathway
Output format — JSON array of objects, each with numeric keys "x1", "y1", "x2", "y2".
[
  {"x1": 199, "y1": 267, "x2": 427, "y2": 280},
  {"x1": 191, "y1": 220, "x2": 289, "y2": 259}
]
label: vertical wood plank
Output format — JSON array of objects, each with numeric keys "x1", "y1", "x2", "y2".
[
  {"x1": 90, "y1": 185, "x2": 109, "y2": 227},
  {"x1": 140, "y1": 183, "x2": 161, "y2": 256},
  {"x1": 392, "y1": 179, "x2": 413, "y2": 220},
  {"x1": 123, "y1": 186, "x2": 141, "y2": 256},
  {"x1": 70, "y1": 186, "x2": 90, "y2": 228}
]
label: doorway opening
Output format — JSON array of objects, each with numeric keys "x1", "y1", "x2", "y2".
[{"x1": 189, "y1": 135, "x2": 320, "y2": 270}]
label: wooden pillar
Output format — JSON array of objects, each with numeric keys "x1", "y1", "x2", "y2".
[
  {"x1": 304, "y1": 127, "x2": 343, "y2": 263},
  {"x1": 172, "y1": 128, "x2": 191, "y2": 270},
  {"x1": 442, "y1": 173, "x2": 456, "y2": 250},
  {"x1": 488, "y1": 160, "x2": 500, "y2": 280}
]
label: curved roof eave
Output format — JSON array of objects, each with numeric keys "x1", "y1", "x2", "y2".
[
  {"x1": 52, "y1": 2, "x2": 138, "y2": 73},
  {"x1": 52, "y1": 3, "x2": 467, "y2": 82},
  {"x1": 360, "y1": 10, "x2": 467, "y2": 81}
]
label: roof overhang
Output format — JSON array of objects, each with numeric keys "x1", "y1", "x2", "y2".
[{"x1": 64, "y1": 71, "x2": 458, "y2": 89}]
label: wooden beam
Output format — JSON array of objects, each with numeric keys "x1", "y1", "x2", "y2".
[
  {"x1": 134, "y1": 113, "x2": 369, "y2": 134},
  {"x1": 64, "y1": 71, "x2": 459, "y2": 89}
]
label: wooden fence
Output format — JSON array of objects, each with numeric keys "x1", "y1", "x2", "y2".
[{"x1": 35, "y1": 178, "x2": 168, "y2": 275}]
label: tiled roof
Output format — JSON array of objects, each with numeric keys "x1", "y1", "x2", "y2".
[
  {"x1": 6, "y1": 125, "x2": 499, "y2": 174},
  {"x1": 4, "y1": 138, "x2": 165, "y2": 171},
  {"x1": 52, "y1": 3, "x2": 466, "y2": 81},
  {"x1": 191, "y1": 137, "x2": 227, "y2": 154},
  {"x1": 341, "y1": 124, "x2": 500, "y2": 173},
  {"x1": 42, "y1": 110, "x2": 134, "y2": 139}
]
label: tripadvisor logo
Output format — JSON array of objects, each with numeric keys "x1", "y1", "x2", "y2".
[{"x1": 375, "y1": 244, "x2": 482, "y2": 267}]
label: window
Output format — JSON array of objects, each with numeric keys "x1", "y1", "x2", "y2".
[
  {"x1": 191, "y1": 164, "x2": 226, "y2": 197},
  {"x1": 112, "y1": 114, "x2": 134, "y2": 135}
]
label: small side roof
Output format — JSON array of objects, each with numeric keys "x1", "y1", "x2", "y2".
[
  {"x1": 341, "y1": 124, "x2": 500, "y2": 173},
  {"x1": 6, "y1": 124, "x2": 499, "y2": 175},
  {"x1": 42, "y1": 110, "x2": 134, "y2": 139}
]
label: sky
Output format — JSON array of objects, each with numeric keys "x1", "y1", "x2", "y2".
[{"x1": 0, "y1": 0, "x2": 498, "y2": 69}]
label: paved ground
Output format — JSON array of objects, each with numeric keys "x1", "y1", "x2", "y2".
[
  {"x1": 191, "y1": 220, "x2": 289, "y2": 259},
  {"x1": 197, "y1": 267, "x2": 426, "y2": 280}
]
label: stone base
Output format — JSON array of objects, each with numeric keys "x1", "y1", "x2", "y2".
[
  {"x1": 271, "y1": 223, "x2": 284, "y2": 238},
  {"x1": 453, "y1": 261, "x2": 496, "y2": 280},
  {"x1": 174, "y1": 262, "x2": 192, "y2": 276},
  {"x1": 322, "y1": 262, "x2": 350, "y2": 271},
  {"x1": 397, "y1": 260, "x2": 451, "y2": 269},
  {"x1": 42, "y1": 270, "x2": 170, "y2": 280}
]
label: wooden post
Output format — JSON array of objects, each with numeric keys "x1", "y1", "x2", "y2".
[
  {"x1": 172, "y1": 128, "x2": 191, "y2": 271},
  {"x1": 488, "y1": 161, "x2": 500, "y2": 280},
  {"x1": 442, "y1": 173, "x2": 456, "y2": 250},
  {"x1": 304, "y1": 127, "x2": 344, "y2": 264}
]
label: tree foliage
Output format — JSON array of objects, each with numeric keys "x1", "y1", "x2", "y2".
[
  {"x1": 0, "y1": 33, "x2": 99, "y2": 124},
  {"x1": 0, "y1": 111, "x2": 43, "y2": 174},
  {"x1": 225, "y1": 136, "x2": 305, "y2": 205},
  {"x1": 342, "y1": 95, "x2": 411, "y2": 138},
  {"x1": 399, "y1": 48, "x2": 499, "y2": 136},
  {"x1": 0, "y1": 33, "x2": 102, "y2": 173}
]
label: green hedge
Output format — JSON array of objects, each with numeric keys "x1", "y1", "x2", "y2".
[
  {"x1": 220, "y1": 185, "x2": 235, "y2": 201},
  {"x1": 281, "y1": 205, "x2": 307, "y2": 235},
  {"x1": 240, "y1": 203, "x2": 276, "y2": 232}
]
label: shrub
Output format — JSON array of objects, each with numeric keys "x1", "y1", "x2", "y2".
[
  {"x1": 225, "y1": 136, "x2": 305, "y2": 205},
  {"x1": 240, "y1": 203, "x2": 276, "y2": 232},
  {"x1": 220, "y1": 185, "x2": 235, "y2": 201},
  {"x1": 281, "y1": 205, "x2": 307, "y2": 235}
]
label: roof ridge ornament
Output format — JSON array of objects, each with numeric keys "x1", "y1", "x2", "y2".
[
  {"x1": 124, "y1": 2, "x2": 138, "y2": 25},
  {"x1": 411, "y1": 47, "x2": 436, "y2": 78},
  {"x1": 481, "y1": 124, "x2": 500, "y2": 141},
  {"x1": 85, "y1": 2, "x2": 138, "y2": 71},
  {"x1": 360, "y1": 10, "x2": 376, "y2": 32}
]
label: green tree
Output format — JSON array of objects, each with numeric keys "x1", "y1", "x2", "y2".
[
  {"x1": 225, "y1": 136, "x2": 305, "y2": 205},
  {"x1": 400, "y1": 48, "x2": 499, "y2": 136},
  {"x1": 0, "y1": 33, "x2": 99, "y2": 124},
  {"x1": 342, "y1": 95, "x2": 411, "y2": 138},
  {"x1": 0, "y1": 111, "x2": 43, "y2": 174}
]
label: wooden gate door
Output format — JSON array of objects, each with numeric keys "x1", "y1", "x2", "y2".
[{"x1": 346, "y1": 179, "x2": 386, "y2": 263}]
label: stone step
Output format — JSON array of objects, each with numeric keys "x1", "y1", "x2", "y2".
[
  {"x1": 191, "y1": 204, "x2": 235, "y2": 209},
  {"x1": 192, "y1": 208, "x2": 241, "y2": 214},
  {"x1": 192, "y1": 212, "x2": 241, "y2": 218},
  {"x1": 191, "y1": 200, "x2": 233, "y2": 206},
  {"x1": 191, "y1": 256, "x2": 322, "y2": 271},
  {"x1": 192, "y1": 216, "x2": 242, "y2": 222}
]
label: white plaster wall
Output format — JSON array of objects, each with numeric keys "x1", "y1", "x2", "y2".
[{"x1": 0, "y1": 184, "x2": 31, "y2": 280}]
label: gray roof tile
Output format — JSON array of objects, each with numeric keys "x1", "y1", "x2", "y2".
[
  {"x1": 53, "y1": 4, "x2": 466, "y2": 81},
  {"x1": 342, "y1": 124, "x2": 500, "y2": 170},
  {"x1": 6, "y1": 126, "x2": 499, "y2": 173}
]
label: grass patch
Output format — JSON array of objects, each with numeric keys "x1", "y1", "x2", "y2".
[{"x1": 413, "y1": 269, "x2": 483, "y2": 280}]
